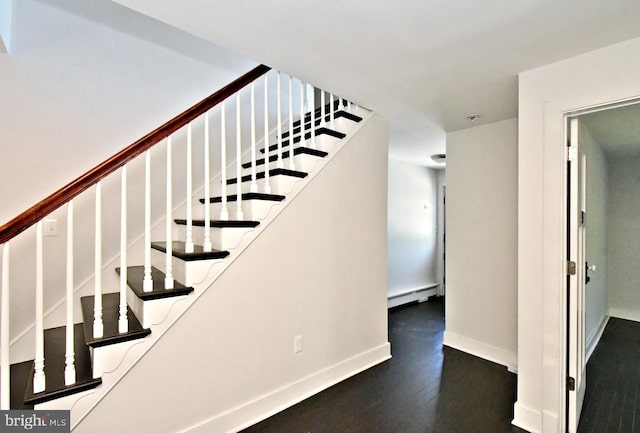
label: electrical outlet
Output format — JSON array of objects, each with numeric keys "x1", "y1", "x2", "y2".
[
  {"x1": 294, "y1": 335, "x2": 303, "y2": 354},
  {"x1": 43, "y1": 219, "x2": 57, "y2": 237}
]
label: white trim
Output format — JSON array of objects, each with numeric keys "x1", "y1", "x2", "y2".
[
  {"x1": 387, "y1": 284, "x2": 439, "y2": 308},
  {"x1": 608, "y1": 308, "x2": 640, "y2": 323},
  {"x1": 443, "y1": 330, "x2": 517, "y2": 372},
  {"x1": 182, "y1": 343, "x2": 391, "y2": 433},
  {"x1": 512, "y1": 401, "x2": 542, "y2": 433},
  {"x1": 586, "y1": 315, "x2": 609, "y2": 362}
]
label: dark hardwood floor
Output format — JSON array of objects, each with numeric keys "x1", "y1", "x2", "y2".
[
  {"x1": 579, "y1": 317, "x2": 640, "y2": 433},
  {"x1": 242, "y1": 297, "x2": 527, "y2": 433}
]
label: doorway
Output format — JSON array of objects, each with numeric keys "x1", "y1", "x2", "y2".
[{"x1": 566, "y1": 101, "x2": 640, "y2": 432}]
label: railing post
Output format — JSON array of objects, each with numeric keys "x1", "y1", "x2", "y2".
[
  {"x1": 250, "y1": 82, "x2": 258, "y2": 193},
  {"x1": 203, "y1": 113, "x2": 212, "y2": 252},
  {"x1": 329, "y1": 93, "x2": 335, "y2": 127},
  {"x1": 320, "y1": 90, "x2": 326, "y2": 125},
  {"x1": 263, "y1": 74, "x2": 271, "y2": 194},
  {"x1": 236, "y1": 92, "x2": 244, "y2": 220},
  {"x1": 288, "y1": 76, "x2": 296, "y2": 170},
  {"x1": 309, "y1": 84, "x2": 316, "y2": 149},
  {"x1": 300, "y1": 81, "x2": 306, "y2": 150},
  {"x1": 119, "y1": 166, "x2": 128, "y2": 334},
  {"x1": 34, "y1": 221, "x2": 45, "y2": 393},
  {"x1": 165, "y1": 137, "x2": 174, "y2": 289},
  {"x1": 220, "y1": 102, "x2": 229, "y2": 220},
  {"x1": 1, "y1": 242, "x2": 10, "y2": 409},
  {"x1": 93, "y1": 182, "x2": 103, "y2": 338},
  {"x1": 185, "y1": 124, "x2": 194, "y2": 253},
  {"x1": 143, "y1": 150, "x2": 153, "y2": 291},
  {"x1": 276, "y1": 71, "x2": 283, "y2": 169},
  {"x1": 65, "y1": 201, "x2": 76, "y2": 386}
]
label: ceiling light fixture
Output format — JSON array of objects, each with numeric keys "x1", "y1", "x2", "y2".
[
  {"x1": 431, "y1": 153, "x2": 446, "y2": 163},
  {"x1": 466, "y1": 113, "x2": 481, "y2": 122}
]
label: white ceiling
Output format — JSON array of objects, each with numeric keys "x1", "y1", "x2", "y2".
[{"x1": 102, "y1": 0, "x2": 640, "y2": 166}]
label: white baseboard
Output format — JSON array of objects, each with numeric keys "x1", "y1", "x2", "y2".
[
  {"x1": 512, "y1": 401, "x2": 542, "y2": 433},
  {"x1": 609, "y1": 308, "x2": 640, "y2": 323},
  {"x1": 443, "y1": 330, "x2": 517, "y2": 372},
  {"x1": 183, "y1": 342, "x2": 392, "y2": 433},
  {"x1": 387, "y1": 284, "x2": 439, "y2": 309},
  {"x1": 586, "y1": 315, "x2": 609, "y2": 361}
]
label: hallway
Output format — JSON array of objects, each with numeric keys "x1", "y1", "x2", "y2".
[{"x1": 242, "y1": 298, "x2": 526, "y2": 433}]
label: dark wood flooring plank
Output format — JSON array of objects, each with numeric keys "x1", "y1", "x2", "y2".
[{"x1": 579, "y1": 318, "x2": 640, "y2": 433}]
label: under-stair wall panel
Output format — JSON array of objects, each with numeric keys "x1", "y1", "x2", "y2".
[{"x1": 76, "y1": 114, "x2": 390, "y2": 433}]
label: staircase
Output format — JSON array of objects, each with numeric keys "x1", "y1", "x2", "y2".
[{"x1": 0, "y1": 65, "x2": 378, "y2": 430}]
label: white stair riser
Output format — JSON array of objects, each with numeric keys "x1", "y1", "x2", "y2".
[
  {"x1": 126, "y1": 286, "x2": 189, "y2": 329},
  {"x1": 90, "y1": 340, "x2": 143, "y2": 379},
  {"x1": 194, "y1": 199, "x2": 281, "y2": 222},
  {"x1": 175, "y1": 224, "x2": 257, "y2": 250},
  {"x1": 210, "y1": 174, "x2": 302, "y2": 197},
  {"x1": 242, "y1": 153, "x2": 324, "y2": 176},
  {"x1": 150, "y1": 248, "x2": 225, "y2": 287}
]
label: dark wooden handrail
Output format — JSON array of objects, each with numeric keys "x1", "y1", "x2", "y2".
[{"x1": 0, "y1": 64, "x2": 271, "y2": 244}]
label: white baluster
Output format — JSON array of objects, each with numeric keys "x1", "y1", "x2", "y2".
[
  {"x1": 329, "y1": 93, "x2": 335, "y2": 127},
  {"x1": 250, "y1": 82, "x2": 258, "y2": 193},
  {"x1": 165, "y1": 137, "x2": 174, "y2": 289},
  {"x1": 276, "y1": 71, "x2": 283, "y2": 169},
  {"x1": 320, "y1": 90, "x2": 326, "y2": 125},
  {"x1": 300, "y1": 81, "x2": 306, "y2": 150},
  {"x1": 93, "y1": 182, "x2": 103, "y2": 338},
  {"x1": 220, "y1": 102, "x2": 229, "y2": 220},
  {"x1": 143, "y1": 150, "x2": 153, "y2": 291},
  {"x1": 203, "y1": 113, "x2": 212, "y2": 252},
  {"x1": 65, "y1": 201, "x2": 76, "y2": 386},
  {"x1": 309, "y1": 84, "x2": 316, "y2": 149},
  {"x1": 263, "y1": 74, "x2": 271, "y2": 194},
  {"x1": 34, "y1": 221, "x2": 45, "y2": 393},
  {"x1": 236, "y1": 92, "x2": 244, "y2": 220},
  {"x1": 185, "y1": 124, "x2": 194, "y2": 253},
  {"x1": 119, "y1": 166, "x2": 128, "y2": 334},
  {"x1": 1, "y1": 242, "x2": 10, "y2": 409},
  {"x1": 288, "y1": 76, "x2": 295, "y2": 170},
  {"x1": 347, "y1": 99, "x2": 352, "y2": 111}
]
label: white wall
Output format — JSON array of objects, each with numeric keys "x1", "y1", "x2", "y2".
[
  {"x1": 444, "y1": 118, "x2": 518, "y2": 370},
  {"x1": 0, "y1": 0, "x2": 257, "y2": 360},
  {"x1": 436, "y1": 169, "x2": 446, "y2": 295},
  {"x1": 607, "y1": 157, "x2": 640, "y2": 321},
  {"x1": 0, "y1": 0, "x2": 10, "y2": 52},
  {"x1": 387, "y1": 159, "x2": 439, "y2": 299},
  {"x1": 579, "y1": 123, "x2": 609, "y2": 355},
  {"x1": 517, "y1": 35, "x2": 640, "y2": 433},
  {"x1": 76, "y1": 114, "x2": 391, "y2": 433}
]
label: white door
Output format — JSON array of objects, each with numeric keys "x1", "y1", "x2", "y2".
[{"x1": 567, "y1": 117, "x2": 587, "y2": 433}]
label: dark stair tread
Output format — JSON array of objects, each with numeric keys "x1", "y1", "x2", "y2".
[
  {"x1": 261, "y1": 128, "x2": 346, "y2": 154},
  {"x1": 151, "y1": 241, "x2": 230, "y2": 261},
  {"x1": 241, "y1": 147, "x2": 328, "y2": 169},
  {"x1": 200, "y1": 192, "x2": 286, "y2": 204},
  {"x1": 175, "y1": 219, "x2": 260, "y2": 228},
  {"x1": 80, "y1": 293, "x2": 150, "y2": 347},
  {"x1": 24, "y1": 324, "x2": 102, "y2": 406},
  {"x1": 116, "y1": 265, "x2": 194, "y2": 301},
  {"x1": 9, "y1": 361, "x2": 34, "y2": 409},
  {"x1": 225, "y1": 168, "x2": 308, "y2": 185},
  {"x1": 284, "y1": 110, "x2": 362, "y2": 138}
]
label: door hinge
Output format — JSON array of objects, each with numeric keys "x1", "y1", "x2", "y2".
[
  {"x1": 567, "y1": 261, "x2": 577, "y2": 276},
  {"x1": 567, "y1": 376, "x2": 576, "y2": 391},
  {"x1": 581, "y1": 211, "x2": 586, "y2": 226},
  {"x1": 567, "y1": 146, "x2": 577, "y2": 161}
]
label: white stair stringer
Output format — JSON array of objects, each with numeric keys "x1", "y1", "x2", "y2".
[{"x1": 55, "y1": 107, "x2": 375, "y2": 430}]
